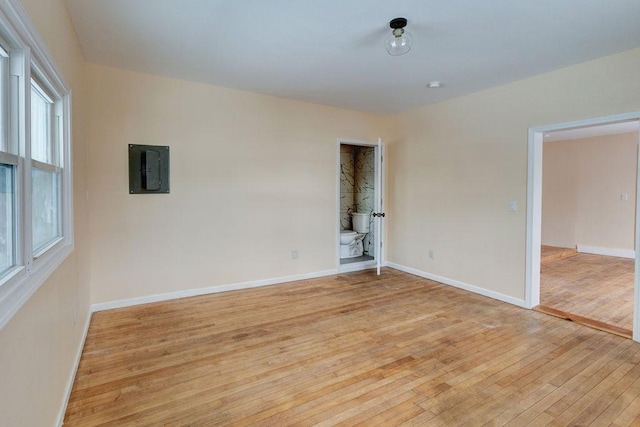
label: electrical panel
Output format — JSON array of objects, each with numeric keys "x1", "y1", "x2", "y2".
[{"x1": 128, "y1": 144, "x2": 170, "y2": 194}]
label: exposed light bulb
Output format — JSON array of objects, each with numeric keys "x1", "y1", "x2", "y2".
[
  {"x1": 385, "y1": 29, "x2": 413, "y2": 56},
  {"x1": 385, "y1": 18, "x2": 413, "y2": 56}
]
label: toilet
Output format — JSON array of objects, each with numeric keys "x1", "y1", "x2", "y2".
[{"x1": 340, "y1": 212, "x2": 371, "y2": 258}]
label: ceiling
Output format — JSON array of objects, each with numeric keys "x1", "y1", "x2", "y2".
[{"x1": 63, "y1": 0, "x2": 640, "y2": 114}]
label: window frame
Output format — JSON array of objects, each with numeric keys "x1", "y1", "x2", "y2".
[
  {"x1": 0, "y1": 151, "x2": 18, "y2": 276},
  {"x1": 0, "y1": 0, "x2": 73, "y2": 330},
  {"x1": 30, "y1": 77, "x2": 63, "y2": 256}
]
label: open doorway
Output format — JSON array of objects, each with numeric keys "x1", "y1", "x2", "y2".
[
  {"x1": 537, "y1": 124, "x2": 638, "y2": 338},
  {"x1": 336, "y1": 138, "x2": 384, "y2": 274},
  {"x1": 526, "y1": 112, "x2": 640, "y2": 342}
]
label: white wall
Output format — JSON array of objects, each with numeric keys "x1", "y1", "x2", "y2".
[
  {"x1": 86, "y1": 64, "x2": 392, "y2": 304},
  {"x1": 542, "y1": 132, "x2": 638, "y2": 250},
  {"x1": 387, "y1": 47, "x2": 640, "y2": 301},
  {"x1": 0, "y1": 0, "x2": 90, "y2": 425}
]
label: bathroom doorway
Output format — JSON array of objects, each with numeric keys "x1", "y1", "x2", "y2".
[{"x1": 337, "y1": 138, "x2": 384, "y2": 273}]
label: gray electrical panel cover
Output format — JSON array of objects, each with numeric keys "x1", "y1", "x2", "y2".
[{"x1": 129, "y1": 144, "x2": 170, "y2": 194}]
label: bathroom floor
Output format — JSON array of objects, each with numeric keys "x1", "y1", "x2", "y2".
[{"x1": 340, "y1": 255, "x2": 374, "y2": 265}]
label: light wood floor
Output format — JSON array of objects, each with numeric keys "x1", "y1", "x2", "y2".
[
  {"x1": 65, "y1": 268, "x2": 640, "y2": 426},
  {"x1": 539, "y1": 246, "x2": 634, "y2": 337}
]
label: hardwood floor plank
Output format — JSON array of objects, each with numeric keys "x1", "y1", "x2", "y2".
[
  {"x1": 592, "y1": 367, "x2": 640, "y2": 425},
  {"x1": 64, "y1": 268, "x2": 640, "y2": 426},
  {"x1": 570, "y1": 352, "x2": 640, "y2": 425},
  {"x1": 482, "y1": 382, "x2": 558, "y2": 426},
  {"x1": 334, "y1": 391, "x2": 424, "y2": 426},
  {"x1": 503, "y1": 336, "x2": 634, "y2": 425},
  {"x1": 611, "y1": 386, "x2": 640, "y2": 426}
]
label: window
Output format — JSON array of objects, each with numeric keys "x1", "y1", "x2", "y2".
[
  {"x1": 31, "y1": 81, "x2": 62, "y2": 254},
  {"x1": 0, "y1": 162, "x2": 15, "y2": 275},
  {"x1": 0, "y1": 0, "x2": 73, "y2": 330},
  {"x1": 0, "y1": 43, "x2": 16, "y2": 279}
]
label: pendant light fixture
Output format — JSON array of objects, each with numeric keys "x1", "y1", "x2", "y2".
[{"x1": 385, "y1": 17, "x2": 413, "y2": 56}]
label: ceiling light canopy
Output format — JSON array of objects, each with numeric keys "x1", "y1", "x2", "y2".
[{"x1": 385, "y1": 17, "x2": 413, "y2": 56}]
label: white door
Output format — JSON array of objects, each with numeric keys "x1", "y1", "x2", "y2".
[{"x1": 374, "y1": 138, "x2": 385, "y2": 275}]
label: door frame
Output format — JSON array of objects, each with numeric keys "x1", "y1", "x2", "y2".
[
  {"x1": 336, "y1": 138, "x2": 385, "y2": 273},
  {"x1": 525, "y1": 111, "x2": 640, "y2": 342}
]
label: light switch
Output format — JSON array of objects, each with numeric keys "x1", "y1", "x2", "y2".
[
  {"x1": 508, "y1": 201, "x2": 517, "y2": 212},
  {"x1": 621, "y1": 193, "x2": 629, "y2": 201}
]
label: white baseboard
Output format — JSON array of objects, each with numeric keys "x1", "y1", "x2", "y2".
[
  {"x1": 576, "y1": 244, "x2": 635, "y2": 259},
  {"x1": 56, "y1": 310, "x2": 92, "y2": 427},
  {"x1": 91, "y1": 269, "x2": 339, "y2": 312},
  {"x1": 386, "y1": 262, "x2": 526, "y2": 308}
]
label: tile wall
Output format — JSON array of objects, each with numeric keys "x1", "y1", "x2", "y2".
[{"x1": 340, "y1": 145, "x2": 356, "y2": 231}]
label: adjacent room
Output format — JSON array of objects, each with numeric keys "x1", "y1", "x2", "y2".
[
  {"x1": 2, "y1": 0, "x2": 640, "y2": 425},
  {"x1": 537, "y1": 123, "x2": 639, "y2": 338}
]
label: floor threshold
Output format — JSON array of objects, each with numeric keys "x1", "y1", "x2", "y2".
[{"x1": 534, "y1": 305, "x2": 632, "y2": 339}]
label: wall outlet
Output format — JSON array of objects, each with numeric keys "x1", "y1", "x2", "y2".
[
  {"x1": 292, "y1": 250, "x2": 299, "y2": 259},
  {"x1": 428, "y1": 249, "x2": 435, "y2": 259},
  {"x1": 508, "y1": 201, "x2": 517, "y2": 212},
  {"x1": 621, "y1": 193, "x2": 629, "y2": 201}
]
